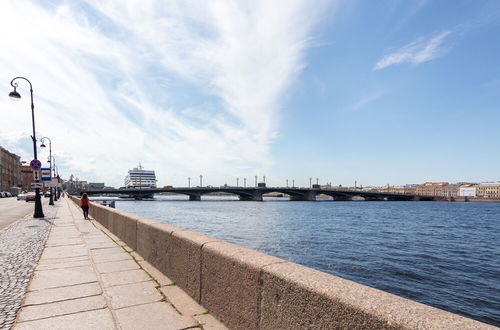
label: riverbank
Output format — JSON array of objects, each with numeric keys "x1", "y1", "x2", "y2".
[{"x1": 70, "y1": 195, "x2": 495, "y2": 329}]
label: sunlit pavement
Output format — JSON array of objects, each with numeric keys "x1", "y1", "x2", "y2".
[
  {"x1": 0, "y1": 197, "x2": 52, "y2": 231},
  {"x1": 8, "y1": 198, "x2": 226, "y2": 330}
]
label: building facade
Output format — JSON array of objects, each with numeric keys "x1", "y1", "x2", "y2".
[
  {"x1": 415, "y1": 182, "x2": 449, "y2": 196},
  {"x1": 403, "y1": 184, "x2": 418, "y2": 194},
  {"x1": 476, "y1": 183, "x2": 500, "y2": 198},
  {"x1": 20, "y1": 164, "x2": 34, "y2": 191},
  {"x1": 88, "y1": 182, "x2": 105, "y2": 190},
  {"x1": 459, "y1": 185, "x2": 477, "y2": 197},
  {"x1": 0, "y1": 146, "x2": 21, "y2": 191},
  {"x1": 370, "y1": 186, "x2": 413, "y2": 194},
  {"x1": 441, "y1": 184, "x2": 461, "y2": 197}
]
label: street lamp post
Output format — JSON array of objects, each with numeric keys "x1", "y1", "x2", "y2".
[
  {"x1": 236, "y1": 177, "x2": 239, "y2": 187},
  {"x1": 53, "y1": 161, "x2": 60, "y2": 199},
  {"x1": 255, "y1": 175, "x2": 257, "y2": 187},
  {"x1": 49, "y1": 155, "x2": 58, "y2": 201},
  {"x1": 292, "y1": 179, "x2": 295, "y2": 188},
  {"x1": 188, "y1": 177, "x2": 191, "y2": 188},
  {"x1": 286, "y1": 179, "x2": 289, "y2": 188},
  {"x1": 40, "y1": 137, "x2": 53, "y2": 205},
  {"x1": 9, "y1": 77, "x2": 44, "y2": 218},
  {"x1": 309, "y1": 177, "x2": 312, "y2": 188},
  {"x1": 199, "y1": 175, "x2": 203, "y2": 187},
  {"x1": 244, "y1": 178, "x2": 246, "y2": 187}
]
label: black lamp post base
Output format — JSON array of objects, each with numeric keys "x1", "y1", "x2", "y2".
[
  {"x1": 49, "y1": 187, "x2": 54, "y2": 205},
  {"x1": 34, "y1": 211, "x2": 45, "y2": 218},
  {"x1": 34, "y1": 189, "x2": 45, "y2": 218}
]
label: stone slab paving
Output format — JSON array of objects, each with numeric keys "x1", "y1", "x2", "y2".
[
  {"x1": 12, "y1": 198, "x2": 228, "y2": 330},
  {"x1": 0, "y1": 202, "x2": 57, "y2": 330}
]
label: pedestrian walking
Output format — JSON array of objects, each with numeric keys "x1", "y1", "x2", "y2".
[{"x1": 80, "y1": 193, "x2": 90, "y2": 219}]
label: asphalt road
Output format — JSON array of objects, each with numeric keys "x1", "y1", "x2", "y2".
[{"x1": 0, "y1": 197, "x2": 49, "y2": 230}]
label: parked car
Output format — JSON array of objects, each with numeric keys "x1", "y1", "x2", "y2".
[
  {"x1": 10, "y1": 187, "x2": 21, "y2": 196},
  {"x1": 17, "y1": 193, "x2": 28, "y2": 201},
  {"x1": 26, "y1": 194, "x2": 36, "y2": 202},
  {"x1": 0, "y1": 192, "x2": 6, "y2": 198}
]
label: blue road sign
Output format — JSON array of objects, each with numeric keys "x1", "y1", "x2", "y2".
[
  {"x1": 30, "y1": 159, "x2": 42, "y2": 170},
  {"x1": 41, "y1": 168, "x2": 51, "y2": 181}
]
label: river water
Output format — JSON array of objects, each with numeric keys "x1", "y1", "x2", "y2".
[{"x1": 115, "y1": 196, "x2": 500, "y2": 326}]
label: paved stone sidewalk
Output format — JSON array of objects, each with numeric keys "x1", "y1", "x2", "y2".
[
  {"x1": 13, "y1": 198, "x2": 227, "y2": 330},
  {"x1": 0, "y1": 202, "x2": 57, "y2": 330}
]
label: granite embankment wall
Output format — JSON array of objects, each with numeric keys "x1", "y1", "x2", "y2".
[{"x1": 69, "y1": 196, "x2": 493, "y2": 330}]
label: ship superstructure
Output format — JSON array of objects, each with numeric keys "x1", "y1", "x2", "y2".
[{"x1": 124, "y1": 164, "x2": 157, "y2": 188}]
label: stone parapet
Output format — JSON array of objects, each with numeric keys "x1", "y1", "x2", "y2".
[{"x1": 68, "y1": 195, "x2": 494, "y2": 330}]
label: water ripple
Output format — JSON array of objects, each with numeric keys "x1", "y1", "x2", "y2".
[{"x1": 117, "y1": 198, "x2": 500, "y2": 326}]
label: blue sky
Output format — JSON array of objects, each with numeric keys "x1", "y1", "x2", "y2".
[
  {"x1": 0, "y1": 0, "x2": 499, "y2": 187},
  {"x1": 273, "y1": 0, "x2": 500, "y2": 186}
]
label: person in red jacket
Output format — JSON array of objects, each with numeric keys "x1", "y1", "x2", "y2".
[{"x1": 80, "y1": 193, "x2": 90, "y2": 219}]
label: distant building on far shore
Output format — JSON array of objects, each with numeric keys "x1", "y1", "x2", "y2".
[
  {"x1": 459, "y1": 184, "x2": 477, "y2": 197},
  {"x1": 416, "y1": 182, "x2": 449, "y2": 196},
  {"x1": 368, "y1": 185, "x2": 412, "y2": 194},
  {"x1": 403, "y1": 184, "x2": 418, "y2": 194},
  {"x1": 476, "y1": 182, "x2": 500, "y2": 198},
  {"x1": 441, "y1": 184, "x2": 461, "y2": 198},
  {"x1": 387, "y1": 186, "x2": 406, "y2": 194},
  {"x1": 88, "y1": 182, "x2": 105, "y2": 190}
]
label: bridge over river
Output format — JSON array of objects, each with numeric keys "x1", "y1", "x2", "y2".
[{"x1": 78, "y1": 186, "x2": 433, "y2": 201}]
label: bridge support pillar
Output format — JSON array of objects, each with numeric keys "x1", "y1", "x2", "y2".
[
  {"x1": 238, "y1": 192, "x2": 263, "y2": 201},
  {"x1": 290, "y1": 191, "x2": 317, "y2": 201},
  {"x1": 365, "y1": 196, "x2": 383, "y2": 201},
  {"x1": 189, "y1": 194, "x2": 201, "y2": 201}
]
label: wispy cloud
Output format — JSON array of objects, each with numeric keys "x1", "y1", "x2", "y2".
[
  {"x1": 348, "y1": 90, "x2": 388, "y2": 112},
  {"x1": 0, "y1": 0, "x2": 330, "y2": 186},
  {"x1": 373, "y1": 30, "x2": 452, "y2": 70}
]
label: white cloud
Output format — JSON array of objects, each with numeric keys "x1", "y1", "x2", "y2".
[
  {"x1": 373, "y1": 31, "x2": 452, "y2": 70},
  {"x1": 0, "y1": 0, "x2": 329, "y2": 187}
]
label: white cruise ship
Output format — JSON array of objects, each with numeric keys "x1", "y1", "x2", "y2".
[{"x1": 124, "y1": 164, "x2": 157, "y2": 188}]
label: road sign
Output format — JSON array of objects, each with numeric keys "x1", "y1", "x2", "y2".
[
  {"x1": 41, "y1": 168, "x2": 51, "y2": 181},
  {"x1": 30, "y1": 159, "x2": 42, "y2": 170},
  {"x1": 33, "y1": 170, "x2": 41, "y2": 181},
  {"x1": 31, "y1": 182, "x2": 43, "y2": 189}
]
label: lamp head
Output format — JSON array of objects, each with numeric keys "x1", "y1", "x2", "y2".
[
  {"x1": 40, "y1": 143, "x2": 46, "y2": 148},
  {"x1": 9, "y1": 88, "x2": 21, "y2": 100}
]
